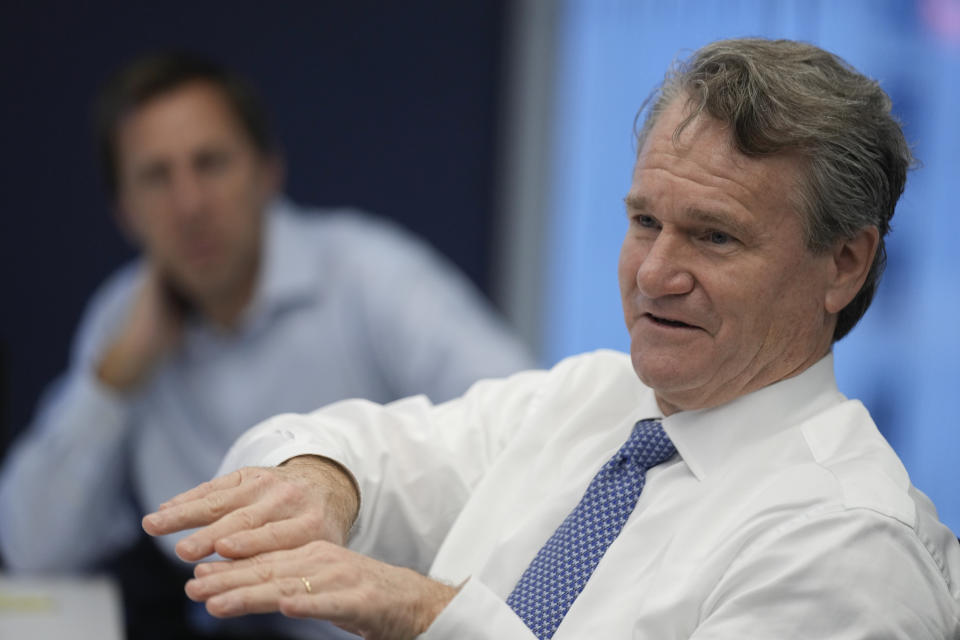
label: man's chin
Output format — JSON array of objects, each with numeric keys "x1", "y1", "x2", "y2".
[{"x1": 630, "y1": 353, "x2": 708, "y2": 398}]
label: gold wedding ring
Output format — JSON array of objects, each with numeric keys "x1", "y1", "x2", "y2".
[{"x1": 300, "y1": 576, "x2": 312, "y2": 594}]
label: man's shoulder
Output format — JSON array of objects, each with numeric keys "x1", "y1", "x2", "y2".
[
  {"x1": 535, "y1": 349, "x2": 647, "y2": 404},
  {"x1": 277, "y1": 200, "x2": 425, "y2": 252},
  {"x1": 797, "y1": 401, "x2": 917, "y2": 525},
  {"x1": 699, "y1": 401, "x2": 960, "y2": 592},
  {"x1": 718, "y1": 400, "x2": 918, "y2": 527},
  {"x1": 277, "y1": 202, "x2": 457, "y2": 288},
  {"x1": 695, "y1": 397, "x2": 924, "y2": 544},
  {"x1": 737, "y1": 407, "x2": 960, "y2": 600},
  {"x1": 547, "y1": 349, "x2": 635, "y2": 378}
]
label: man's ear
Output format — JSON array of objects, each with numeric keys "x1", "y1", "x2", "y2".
[{"x1": 825, "y1": 226, "x2": 880, "y2": 314}]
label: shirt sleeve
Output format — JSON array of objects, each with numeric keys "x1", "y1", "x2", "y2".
[
  {"x1": 218, "y1": 367, "x2": 550, "y2": 574},
  {"x1": 690, "y1": 506, "x2": 960, "y2": 639},
  {"x1": 349, "y1": 216, "x2": 536, "y2": 403},
  {"x1": 0, "y1": 265, "x2": 143, "y2": 572}
]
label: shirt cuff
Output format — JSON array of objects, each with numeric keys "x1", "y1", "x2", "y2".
[{"x1": 216, "y1": 413, "x2": 357, "y2": 474}]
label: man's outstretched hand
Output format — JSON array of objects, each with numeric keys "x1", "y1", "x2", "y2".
[
  {"x1": 142, "y1": 455, "x2": 459, "y2": 639},
  {"x1": 142, "y1": 455, "x2": 360, "y2": 561},
  {"x1": 184, "y1": 540, "x2": 459, "y2": 639}
]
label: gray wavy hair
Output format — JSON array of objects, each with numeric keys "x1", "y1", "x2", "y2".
[{"x1": 636, "y1": 38, "x2": 913, "y2": 341}]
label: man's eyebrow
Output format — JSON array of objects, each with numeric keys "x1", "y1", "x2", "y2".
[
  {"x1": 132, "y1": 157, "x2": 169, "y2": 176},
  {"x1": 623, "y1": 194, "x2": 649, "y2": 211},
  {"x1": 685, "y1": 208, "x2": 752, "y2": 239},
  {"x1": 624, "y1": 195, "x2": 753, "y2": 238}
]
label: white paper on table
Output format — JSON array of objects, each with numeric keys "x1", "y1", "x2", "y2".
[{"x1": 0, "y1": 574, "x2": 124, "y2": 640}]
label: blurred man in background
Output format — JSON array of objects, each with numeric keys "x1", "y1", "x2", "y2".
[{"x1": 0, "y1": 53, "x2": 533, "y2": 639}]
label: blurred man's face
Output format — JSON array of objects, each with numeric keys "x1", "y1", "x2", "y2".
[
  {"x1": 619, "y1": 100, "x2": 837, "y2": 415},
  {"x1": 115, "y1": 80, "x2": 279, "y2": 311}
]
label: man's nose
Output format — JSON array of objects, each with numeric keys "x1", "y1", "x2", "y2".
[
  {"x1": 168, "y1": 168, "x2": 206, "y2": 219},
  {"x1": 635, "y1": 232, "x2": 695, "y2": 298}
]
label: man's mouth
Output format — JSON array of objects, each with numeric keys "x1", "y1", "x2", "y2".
[{"x1": 645, "y1": 313, "x2": 698, "y2": 329}]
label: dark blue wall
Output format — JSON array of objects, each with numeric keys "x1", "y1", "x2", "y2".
[{"x1": 0, "y1": 1, "x2": 507, "y2": 450}]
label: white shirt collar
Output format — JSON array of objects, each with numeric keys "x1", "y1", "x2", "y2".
[{"x1": 662, "y1": 353, "x2": 845, "y2": 481}]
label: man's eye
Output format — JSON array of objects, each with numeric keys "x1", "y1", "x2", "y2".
[
  {"x1": 138, "y1": 166, "x2": 168, "y2": 188},
  {"x1": 197, "y1": 152, "x2": 230, "y2": 173},
  {"x1": 709, "y1": 231, "x2": 731, "y2": 245},
  {"x1": 635, "y1": 215, "x2": 658, "y2": 228}
]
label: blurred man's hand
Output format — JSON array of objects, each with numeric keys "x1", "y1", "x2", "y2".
[{"x1": 95, "y1": 266, "x2": 185, "y2": 391}]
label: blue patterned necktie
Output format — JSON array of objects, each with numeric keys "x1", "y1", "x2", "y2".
[{"x1": 506, "y1": 418, "x2": 675, "y2": 639}]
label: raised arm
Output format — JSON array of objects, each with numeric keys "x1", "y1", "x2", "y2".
[
  {"x1": 142, "y1": 366, "x2": 551, "y2": 638},
  {"x1": 141, "y1": 455, "x2": 459, "y2": 639},
  {"x1": 0, "y1": 263, "x2": 178, "y2": 570}
]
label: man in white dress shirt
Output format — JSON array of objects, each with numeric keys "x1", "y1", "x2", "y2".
[{"x1": 143, "y1": 38, "x2": 960, "y2": 639}]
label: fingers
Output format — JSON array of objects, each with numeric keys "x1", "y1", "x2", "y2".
[
  {"x1": 145, "y1": 464, "x2": 352, "y2": 563},
  {"x1": 187, "y1": 556, "x2": 296, "y2": 602},
  {"x1": 158, "y1": 470, "x2": 244, "y2": 510},
  {"x1": 204, "y1": 580, "x2": 355, "y2": 622},
  {"x1": 193, "y1": 551, "x2": 298, "y2": 579},
  {"x1": 194, "y1": 559, "x2": 238, "y2": 577},
  {"x1": 179, "y1": 509, "x2": 325, "y2": 562},
  {"x1": 185, "y1": 542, "x2": 458, "y2": 636},
  {"x1": 187, "y1": 547, "x2": 357, "y2": 623},
  {"x1": 194, "y1": 540, "x2": 336, "y2": 577},
  {"x1": 144, "y1": 467, "x2": 295, "y2": 561},
  {"x1": 189, "y1": 542, "x2": 340, "y2": 597},
  {"x1": 186, "y1": 550, "x2": 327, "y2": 618},
  {"x1": 277, "y1": 593, "x2": 354, "y2": 625},
  {"x1": 203, "y1": 577, "x2": 307, "y2": 618},
  {"x1": 142, "y1": 471, "x2": 245, "y2": 536},
  {"x1": 173, "y1": 504, "x2": 273, "y2": 561},
  {"x1": 210, "y1": 517, "x2": 321, "y2": 559}
]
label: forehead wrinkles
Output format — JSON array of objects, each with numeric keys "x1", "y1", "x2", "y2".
[
  {"x1": 633, "y1": 155, "x2": 759, "y2": 217},
  {"x1": 634, "y1": 112, "x2": 802, "y2": 220}
]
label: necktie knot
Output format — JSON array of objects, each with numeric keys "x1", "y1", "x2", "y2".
[{"x1": 620, "y1": 418, "x2": 675, "y2": 470}]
